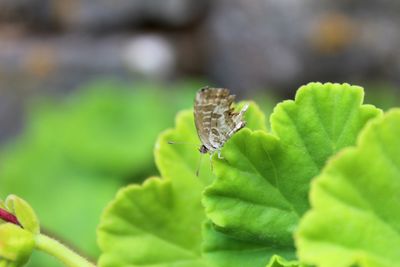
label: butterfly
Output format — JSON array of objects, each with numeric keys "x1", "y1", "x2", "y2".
[{"x1": 194, "y1": 86, "x2": 248, "y2": 159}]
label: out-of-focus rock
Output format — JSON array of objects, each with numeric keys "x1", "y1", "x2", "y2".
[
  {"x1": 205, "y1": 0, "x2": 309, "y2": 91},
  {"x1": 0, "y1": 35, "x2": 120, "y2": 92},
  {"x1": 0, "y1": 0, "x2": 54, "y2": 29},
  {"x1": 0, "y1": 0, "x2": 209, "y2": 31},
  {"x1": 53, "y1": 0, "x2": 209, "y2": 31},
  {"x1": 206, "y1": 0, "x2": 400, "y2": 92}
]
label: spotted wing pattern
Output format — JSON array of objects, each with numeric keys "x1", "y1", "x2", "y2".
[{"x1": 194, "y1": 87, "x2": 248, "y2": 153}]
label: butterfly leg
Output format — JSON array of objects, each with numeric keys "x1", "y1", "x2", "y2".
[
  {"x1": 209, "y1": 152, "x2": 214, "y2": 172},
  {"x1": 217, "y1": 150, "x2": 224, "y2": 159}
]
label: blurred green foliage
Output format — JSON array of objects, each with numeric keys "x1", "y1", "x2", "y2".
[{"x1": 0, "y1": 79, "x2": 201, "y2": 267}]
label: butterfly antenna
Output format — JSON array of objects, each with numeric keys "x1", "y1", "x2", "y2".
[
  {"x1": 168, "y1": 141, "x2": 199, "y2": 146},
  {"x1": 195, "y1": 153, "x2": 203, "y2": 177}
]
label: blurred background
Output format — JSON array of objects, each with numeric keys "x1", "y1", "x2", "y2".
[{"x1": 0, "y1": 0, "x2": 399, "y2": 266}]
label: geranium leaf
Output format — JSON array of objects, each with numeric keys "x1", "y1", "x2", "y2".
[
  {"x1": 98, "y1": 102, "x2": 265, "y2": 267},
  {"x1": 270, "y1": 82, "x2": 382, "y2": 214},
  {"x1": 204, "y1": 129, "x2": 299, "y2": 242},
  {"x1": 296, "y1": 109, "x2": 400, "y2": 267},
  {"x1": 266, "y1": 255, "x2": 305, "y2": 267},
  {"x1": 98, "y1": 178, "x2": 211, "y2": 267},
  {"x1": 203, "y1": 221, "x2": 295, "y2": 267},
  {"x1": 203, "y1": 83, "x2": 382, "y2": 267}
]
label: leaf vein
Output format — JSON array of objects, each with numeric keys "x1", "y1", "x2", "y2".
[{"x1": 281, "y1": 107, "x2": 319, "y2": 170}]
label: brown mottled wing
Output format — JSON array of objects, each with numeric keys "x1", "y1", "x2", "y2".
[
  {"x1": 194, "y1": 87, "x2": 228, "y2": 151},
  {"x1": 194, "y1": 87, "x2": 246, "y2": 152}
]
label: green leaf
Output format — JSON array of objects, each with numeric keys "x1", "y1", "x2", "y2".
[
  {"x1": 203, "y1": 223, "x2": 303, "y2": 267},
  {"x1": 203, "y1": 221, "x2": 295, "y2": 267},
  {"x1": 98, "y1": 178, "x2": 211, "y2": 267},
  {"x1": 296, "y1": 109, "x2": 400, "y2": 267},
  {"x1": 266, "y1": 255, "x2": 305, "y2": 267},
  {"x1": 0, "y1": 224, "x2": 34, "y2": 266},
  {"x1": 98, "y1": 102, "x2": 266, "y2": 267},
  {"x1": 203, "y1": 83, "x2": 382, "y2": 267},
  {"x1": 204, "y1": 129, "x2": 299, "y2": 242},
  {"x1": 270, "y1": 82, "x2": 382, "y2": 214},
  {"x1": 5, "y1": 195, "x2": 40, "y2": 234}
]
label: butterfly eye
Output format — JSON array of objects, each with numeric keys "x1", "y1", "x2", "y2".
[
  {"x1": 199, "y1": 86, "x2": 209, "y2": 92},
  {"x1": 199, "y1": 145, "x2": 208, "y2": 154}
]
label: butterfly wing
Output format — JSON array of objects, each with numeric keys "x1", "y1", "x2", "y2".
[
  {"x1": 194, "y1": 87, "x2": 225, "y2": 151},
  {"x1": 194, "y1": 87, "x2": 247, "y2": 152},
  {"x1": 209, "y1": 96, "x2": 248, "y2": 150}
]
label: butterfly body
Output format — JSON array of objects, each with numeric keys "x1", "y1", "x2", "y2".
[{"x1": 194, "y1": 87, "x2": 248, "y2": 155}]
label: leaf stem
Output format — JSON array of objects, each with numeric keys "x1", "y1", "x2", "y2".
[{"x1": 35, "y1": 234, "x2": 96, "y2": 267}]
